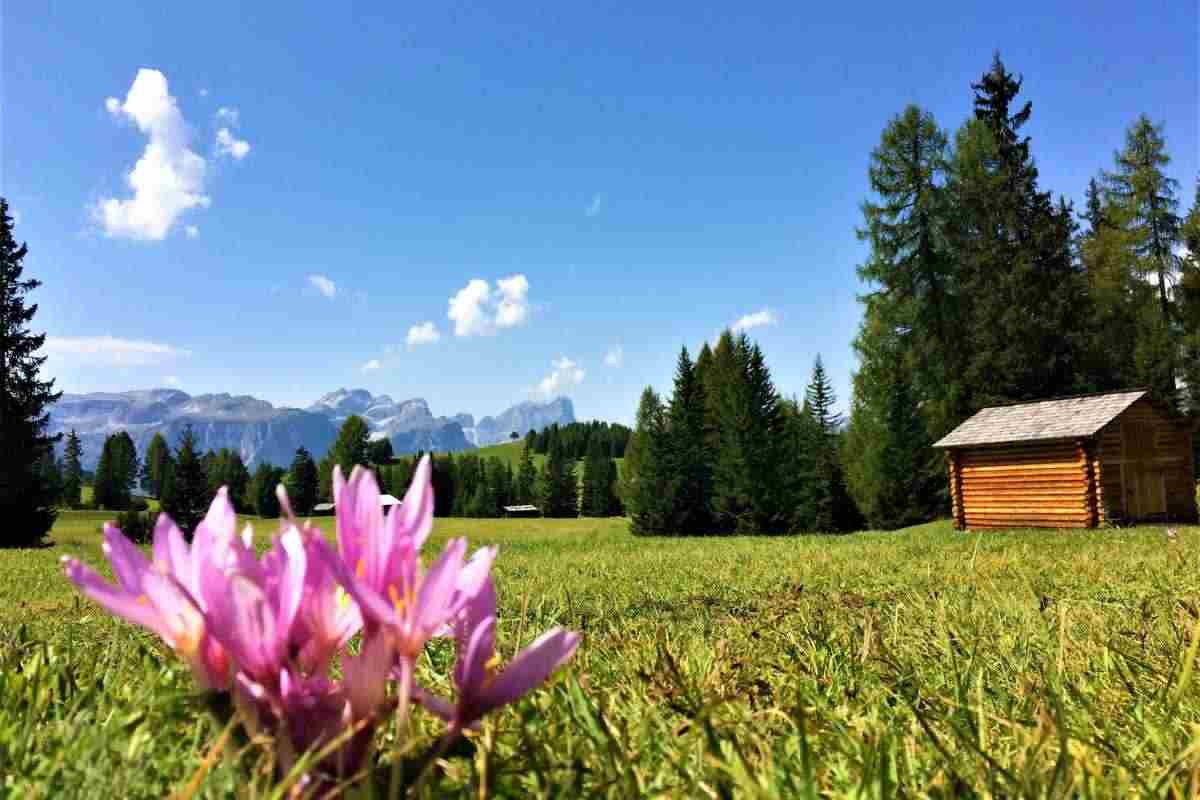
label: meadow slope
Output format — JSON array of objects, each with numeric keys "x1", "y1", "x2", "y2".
[{"x1": 4, "y1": 512, "x2": 1200, "y2": 797}]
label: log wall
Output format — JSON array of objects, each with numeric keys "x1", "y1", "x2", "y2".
[
  {"x1": 1095, "y1": 399, "x2": 1198, "y2": 523},
  {"x1": 954, "y1": 440, "x2": 1093, "y2": 529}
]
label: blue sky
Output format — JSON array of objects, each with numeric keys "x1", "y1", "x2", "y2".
[{"x1": 4, "y1": 2, "x2": 1196, "y2": 425}]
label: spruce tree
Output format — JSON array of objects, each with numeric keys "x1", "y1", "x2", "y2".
[
  {"x1": 367, "y1": 437, "x2": 394, "y2": 466},
  {"x1": 949, "y1": 55, "x2": 1089, "y2": 408},
  {"x1": 705, "y1": 331, "x2": 752, "y2": 532},
  {"x1": 286, "y1": 446, "x2": 319, "y2": 514},
  {"x1": 627, "y1": 387, "x2": 673, "y2": 535},
  {"x1": 331, "y1": 415, "x2": 371, "y2": 478},
  {"x1": 162, "y1": 426, "x2": 209, "y2": 537},
  {"x1": 798, "y1": 357, "x2": 855, "y2": 533},
  {"x1": 0, "y1": 198, "x2": 61, "y2": 545},
  {"x1": 141, "y1": 432, "x2": 171, "y2": 497},
  {"x1": 538, "y1": 440, "x2": 577, "y2": 518},
  {"x1": 38, "y1": 451, "x2": 63, "y2": 509},
  {"x1": 667, "y1": 346, "x2": 711, "y2": 533},
  {"x1": 250, "y1": 463, "x2": 284, "y2": 518},
  {"x1": 62, "y1": 430, "x2": 84, "y2": 509},
  {"x1": 516, "y1": 441, "x2": 538, "y2": 504}
]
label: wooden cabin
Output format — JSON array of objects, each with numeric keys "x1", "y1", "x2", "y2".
[{"x1": 933, "y1": 390, "x2": 1197, "y2": 530}]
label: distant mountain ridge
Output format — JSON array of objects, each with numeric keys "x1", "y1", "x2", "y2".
[{"x1": 50, "y1": 388, "x2": 576, "y2": 470}]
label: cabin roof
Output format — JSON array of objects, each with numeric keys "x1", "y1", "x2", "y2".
[
  {"x1": 932, "y1": 390, "x2": 1148, "y2": 449},
  {"x1": 312, "y1": 494, "x2": 401, "y2": 512},
  {"x1": 502, "y1": 504, "x2": 539, "y2": 512}
]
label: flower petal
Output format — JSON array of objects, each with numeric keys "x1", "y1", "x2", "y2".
[
  {"x1": 484, "y1": 628, "x2": 581, "y2": 710},
  {"x1": 102, "y1": 525, "x2": 150, "y2": 594},
  {"x1": 396, "y1": 455, "x2": 434, "y2": 551},
  {"x1": 62, "y1": 556, "x2": 167, "y2": 637}
]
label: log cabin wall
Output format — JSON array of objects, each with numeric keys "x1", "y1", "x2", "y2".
[
  {"x1": 956, "y1": 440, "x2": 1093, "y2": 529},
  {"x1": 1095, "y1": 398, "x2": 1198, "y2": 523}
]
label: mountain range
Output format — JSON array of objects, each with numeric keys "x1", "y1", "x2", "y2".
[{"x1": 49, "y1": 388, "x2": 576, "y2": 470}]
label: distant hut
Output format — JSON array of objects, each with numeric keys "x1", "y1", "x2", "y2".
[
  {"x1": 933, "y1": 390, "x2": 1197, "y2": 529},
  {"x1": 502, "y1": 504, "x2": 540, "y2": 518},
  {"x1": 312, "y1": 494, "x2": 401, "y2": 515}
]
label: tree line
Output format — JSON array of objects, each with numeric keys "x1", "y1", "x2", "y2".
[
  {"x1": 843, "y1": 54, "x2": 1200, "y2": 531},
  {"x1": 622, "y1": 331, "x2": 860, "y2": 536},
  {"x1": 523, "y1": 421, "x2": 631, "y2": 460}
]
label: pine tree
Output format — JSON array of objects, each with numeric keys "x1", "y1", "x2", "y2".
[
  {"x1": 0, "y1": 198, "x2": 61, "y2": 546},
  {"x1": 367, "y1": 437, "x2": 394, "y2": 466},
  {"x1": 627, "y1": 387, "x2": 673, "y2": 535},
  {"x1": 538, "y1": 439, "x2": 577, "y2": 518},
  {"x1": 62, "y1": 430, "x2": 84, "y2": 509},
  {"x1": 141, "y1": 432, "x2": 171, "y2": 497},
  {"x1": 92, "y1": 436, "x2": 115, "y2": 510},
  {"x1": 705, "y1": 331, "x2": 752, "y2": 532},
  {"x1": 250, "y1": 463, "x2": 285, "y2": 518},
  {"x1": 38, "y1": 450, "x2": 63, "y2": 509},
  {"x1": 667, "y1": 346, "x2": 712, "y2": 532},
  {"x1": 797, "y1": 356, "x2": 855, "y2": 533},
  {"x1": 516, "y1": 441, "x2": 538, "y2": 504},
  {"x1": 1178, "y1": 181, "x2": 1200, "y2": 417},
  {"x1": 162, "y1": 426, "x2": 209, "y2": 537},
  {"x1": 1105, "y1": 115, "x2": 1184, "y2": 406},
  {"x1": 949, "y1": 55, "x2": 1089, "y2": 408},
  {"x1": 331, "y1": 415, "x2": 371, "y2": 478},
  {"x1": 318, "y1": 453, "x2": 335, "y2": 502},
  {"x1": 286, "y1": 446, "x2": 319, "y2": 515}
]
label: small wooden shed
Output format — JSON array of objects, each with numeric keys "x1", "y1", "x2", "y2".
[{"x1": 933, "y1": 390, "x2": 1197, "y2": 529}]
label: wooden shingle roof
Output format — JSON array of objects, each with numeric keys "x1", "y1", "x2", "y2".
[{"x1": 932, "y1": 390, "x2": 1147, "y2": 449}]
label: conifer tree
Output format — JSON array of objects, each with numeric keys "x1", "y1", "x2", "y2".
[
  {"x1": 331, "y1": 415, "x2": 371, "y2": 479},
  {"x1": 92, "y1": 436, "x2": 115, "y2": 510},
  {"x1": 705, "y1": 331, "x2": 752, "y2": 532},
  {"x1": 667, "y1": 346, "x2": 712, "y2": 532},
  {"x1": 286, "y1": 446, "x2": 320, "y2": 515},
  {"x1": 140, "y1": 432, "x2": 171, "y2": 497},
  {"x1": 318, "y1": 453, "x2": 335, "y2": 502},
  {"x1": 948, "y1": 55, "x2": 1089, "y2": 407},
  {"x1": 250, "y1": 463, "x2": 285, "y2": 518},
  {"x1": 0, "y1": 196, "x2": 62, "y2": 545},
  {"x1": 627, "y1": 387, "x2": 673, "y2": 535},
  {"x1": 1105, "y1": 115, "x2": 1184, "y2": 406},
  {"x1": 62, "y1": 430, "x2": 84, "y2": 509},
  {"x1": 367, "y1": 437, "x2": 394, "y2": 466},
  {"x1": 38, "y1": 450, "x2": 63, "y2": 509},
  {"x1": 162, "y1": 426, "x2": 209, "y2": 537},
  {"x1": 516, "y1": 441, "x2": 538, "y2": 504},
  {"x1": 538, "y1": 440, "x2": 577, "y2": 518},
  {"x1": 796, "y1": 357, "x2": 855, "y2": 533}
]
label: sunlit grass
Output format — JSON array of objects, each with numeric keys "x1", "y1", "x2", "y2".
[{"x1": 4, "y1": 511, "x2": 1200, "y2": 797}]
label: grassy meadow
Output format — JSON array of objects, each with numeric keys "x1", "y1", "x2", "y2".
[{"x1": 5, "y1": 511, "x2": 1200, "y2": 797}]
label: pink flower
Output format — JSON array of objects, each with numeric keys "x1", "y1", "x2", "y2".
[
  {"x1": 332, "y1": 459, "x2": 494, "y2": 660},
  {"x1": 61, "y1": 490, "x2": 244, "y2": 690},
  {"x1": 416, "y1": 576, "x2": 580, "y2": 733}
]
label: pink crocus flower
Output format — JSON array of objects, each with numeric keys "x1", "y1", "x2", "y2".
[
  {"x1": 61, "y1": 490, "x2": 245, "y2": 690},
  {"x1": 416, "y1": 576, "x2": 580, "y2": 734},
  {"x1": 331, "y1": 459, "x2": 495, "y2": 660}
]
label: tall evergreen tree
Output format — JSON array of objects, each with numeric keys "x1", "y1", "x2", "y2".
[
  {"x1": 140, "y1": 432, "x2": 171, "y2": 497},
  {"x1": 92, "y1": 436, "x2": 115, "y2": 510},
  {"x1": 667, "y1": 346, "x2": 712, "y2": 532},
  {"x1": 516, "y1": 441, "x2": 538, "y2": 504},
  {"x1": 367, "y1": 437, "x2": 394, "y2": 466},
  {"x1": 286, "y1": 446, "x2": 320, "y2": 515},
  {"x1": 1105, "y1": 115, "x2": 1184, "y2": 406},
  {"x1": 627, "y1": 387, "x2": 673, "y2": 535},
  {"x1": 0, "y1": 198, "x2": 61, "y2": 545},
  {"x1": 38, "y1": 450, "x2": 63, "y2": 509},
  {"x1": 538, "y1": 440, "x2": 577, "y2": 518},
  {"x1": 796, "y1": 357, "x2": 855, "y2": 533},
  {"x1": 162, "y1": 425, "x2": 209, "y2": 537},
  {"x1": 705, "y1": 331, "x2": 752, "y2": 532},
  {"x1": 93, "y1": 432, "x2": 137, "y2": 510},
  {"x1": 250, "y1": 463, "x2": 285, "y2": 518},
  {"x1": 948, "y1": 56, "x2": 1089, "y2": 408},
  {"x1": 62, "y1": 430, "x2": 84, "y2": 509},
  {"x1": 331, "y1": 415, "x2": 371, "y2": 479}
]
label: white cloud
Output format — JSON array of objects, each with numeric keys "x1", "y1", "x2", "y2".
[
  {"x1": 97, "y1": 69, "x2": 211, "y2": 240},
  {"x1": 164, "y1": 375, "x2": 181, "y2": 386},
  {"x1": 447, "y1": 274, "x2": 531, "y2": 337},
  {"x1": 537, "y1": 356, "x2": 585, "y2": 397},
  {"x1": 585, "y1": 192, "x2": 604, "y2": 217},
  {"x1": 494, "y1": 274, "x2": 530, "y2": 328},
  {"x1": 308, "y1": 274, "x2": 337, "y2": 298},
  {"x1": 199, "y1": 88, "x2": 209, "y2": 98},
  {"x1": 731, "y1": 308, "x2": 778, "y2": 333},
  {"x1": 406, "y1": 321, "x2": 441, "y2": 348},
  {"x1": 184, "y1": 225, "x2": 199, "y2": 239},
  {"x1": 215, "y1": 128, "x2": 250, "y2": 160},
  {"x1": 45, "y1": 335, "x2": 190, "y2": 367},
  {"x1": 215, "y1": 106, "x2": 240, "y2": 126},
  {"x1": 603, "y1": 344, "x2": 624, "y2": 368},
  {"x1": 361, "y1": 359, "x2": 382, "y2": 372}
]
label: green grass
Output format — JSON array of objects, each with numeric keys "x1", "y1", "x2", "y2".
[{"x1": 5, "y1": 512, "x2": 1200, "y2": 797}]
